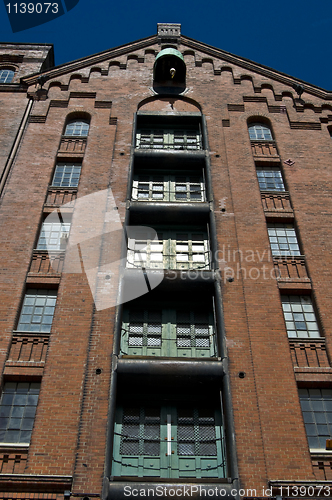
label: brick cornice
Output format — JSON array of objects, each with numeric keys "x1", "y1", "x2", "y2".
[
  {"x1": 21, "y1": 35, "x2": 158, "y2": 85},
  {"x1": 0, "y1": 474, "x2": 72, "y2": 492},
  {"x1": 0, "y1": 83, "x2": 27, "y2": 93},
  {"x1": 20, "y1": 33, "x2": 332, "y2": 101}
]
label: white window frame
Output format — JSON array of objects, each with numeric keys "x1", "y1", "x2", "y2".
[
  {"x1": 136, "y1": 127, "x2": 202, "y2": 150},
  {"x1": 132, "y1": 173, "x2": 206, "y2": 203},
  {"x1": 256, "y1": 168, "x2": 285, "y2": 191},
  {"x1": 299, "y1": 388, "x2": 332, "y2": 450},
  {"x1": 0, "y1": 69, "x2": 14, "y2": 83},
  {"x1": 52, "y1": 163, "x2": 82, "y2": 188},
  {"x1": 267, "y1": 223, "x2": 301, "y2": 257},
  {"x1": 17, "y1": 289, "x2": 57, "y2": 333},
  {"x1": 126, "y1": 228, "x2": 210, "y2": 270},
  {"x1": 281, "y1": 295, "x2": 320, "y2": 338},
  {"x1": 248, "y1": 123, "x2": 273, "y2": 141},
  {"x1": 64, "y1": 119, "x2": 89, "y2": 137},
  {"x1": 36, "y1": 221, "x2": 71, "y2": 251},
  {"x1": 0, "y1": 382, "x2": 40, "y2": 444}
]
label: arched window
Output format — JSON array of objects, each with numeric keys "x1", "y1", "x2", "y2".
[
  {"x1": 248, "y1": 123, "x2": 273, "y2": 141},
  {"x1": 0, "y1": 68, "x2": 15, "y2": 83},
  {"x1": 64, "y1": 119, "x2": 90, "y2": 137}
]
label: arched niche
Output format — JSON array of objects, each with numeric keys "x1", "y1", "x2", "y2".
[{"x1": 153, "y1": 48, "x2": 186, "y2": 94}]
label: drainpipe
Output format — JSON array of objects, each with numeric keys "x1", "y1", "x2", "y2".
[{"x1": 0, "y1": 97, "x2": 33, "y2": 198}]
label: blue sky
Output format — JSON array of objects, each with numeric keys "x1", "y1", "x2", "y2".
[{"x1": 1, "y1": 0, "x2": 331, "y2": 90}]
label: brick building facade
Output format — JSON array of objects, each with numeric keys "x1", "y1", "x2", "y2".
[{"x1": 0, "y1": 23, "x2": 331, "y2": 500}]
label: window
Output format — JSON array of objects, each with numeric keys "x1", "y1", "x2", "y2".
[
  {"x1": 281, "y1": 295, "x2": 320, "y2": 338},
  {"x1": 299, "y1": 388, "x2": 332, "y2": 450},
  {"x1": 112, "y1": 402, "x2": 226, "y2": 478},
  {"x1": 256, "y1": 168, "x2": 285, "y2": 191},
  {"x1": 52, "y1": 163, "x2": 81, "y2": 187},
  {"x1": 17, "y1": 289, "x2": 57, "y2": 333},
  {"x1": 136, "y1": 127, "x2": 202, "y2": 150},
  {"x1": 0, "y1": 69, "x2": 14, "y2": 83},
  {"x1": 0, "y1": 382, "x2": 40, "y2": 444},
  {"x1": 132, "y1": 172, "x2": 206, "y2": 202},
  {"x1": 36, "y1": 221, "x2": 71, "y2": 251},
  {"x1": 127, "y1": 228, "x2": 210, "y2": 270},
  {"x1": 267, "y1": 223, "x2": 301, "y2": 256},
  {"x1": 64, "y1": 119, "x2": 89, "y2": 137},
  {"x1": 248, "y1": 123, "x2": 273, "y2": 141},
  {"x1": 121, "y1": 308, "x2": 217, "y2": 358}
]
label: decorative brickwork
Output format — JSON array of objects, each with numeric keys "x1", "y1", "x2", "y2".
[
  {"x1": 261, "y1": 192, "x2": 293, "y2": 213},
  {"x1": 44, "y1": 188, "x2": 77, "y2": 207},
  {"x1": 312, "y1": 457, "x2": 332, "y2": 480},
  {"x1": 57, "y1": 137, "x2": 87, "y2": 154},
  {"x1": 273, "y1": 256, "x2": 310, "y2": 281},
  {"x1": 251, "y1": 140, "x2": 279, "y2": 158},
  {"x1": 7, "y1": 335, "x2": 49, "y2": 363},
  {"x1": 289, "y1": 339, "x2": 330, "y2": 368},
  {"x1": 0, "y1": 451, "x2": 27, "y2": 474},
  {"x1": 0, "y1": 493, "x2": 64, "y2": 500},
  {"x1": 28, "y1": 251, "x2": 65, "y2": 275}
]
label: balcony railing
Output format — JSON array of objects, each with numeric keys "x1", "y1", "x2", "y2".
[
  {"x1": 289, "y1": 339, "x2": 330, "y2": 368},
  {"x1": 261, "y1": 192, "x2": 293, "y2": 213},
  {"x1": 136, "y1": 129, "x2": 202, "y2": 151},
  {"x1": 120, "y1": 327, "x2": 217, "y2": 359},
  {"x1": 132, "y1": 178, "x2": 206, "y2": 203},
  {"x1": 273, "y1": 256, "x2": 310, "y2": 281},
  {"x1": 120, "y1": 309, "x2": 217, "y2": 358},
  {"x1": 127, "y1": 230, "x2": 211, "y2": 271}
]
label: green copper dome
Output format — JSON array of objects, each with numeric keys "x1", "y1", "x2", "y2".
[
  {"x1": 154, "y1": 48, "x2": 185, "y2": 64},
  {"x1": 153, "y1": 48, "x2": 186, "y2": 86}
]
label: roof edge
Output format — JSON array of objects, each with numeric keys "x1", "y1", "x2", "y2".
[
  {"x1": 181, "y1": 34, "x2": 332, "y2": 96},
  {"x1": 20, "y1": 31, "x2": 332, "y2": 98},
  {"x1": 21, "y1": 34, "x2": 157, "y2": 84}
]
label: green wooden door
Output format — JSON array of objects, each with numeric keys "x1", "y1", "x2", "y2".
[
  {"x1": 112, "y1": 404, "x2": 226, "y2": 479},
  {"x1": 120, "y1": 309, "x2": 217, "y2": 358}
]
